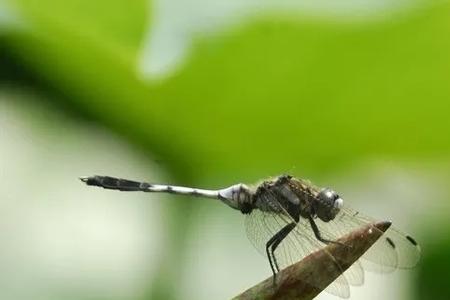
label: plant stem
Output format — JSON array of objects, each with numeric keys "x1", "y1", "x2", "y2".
[{"x1": 232, "y1": 221, "x2": 391, "y2": 300}]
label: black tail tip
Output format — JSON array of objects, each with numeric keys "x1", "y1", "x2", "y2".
[{"x1": 79, "y1": 176, "x2": 100, "y2": 186}]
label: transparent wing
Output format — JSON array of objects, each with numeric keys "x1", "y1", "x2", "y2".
[
  {"x1": 245, "y1": 208, "x2": 351, "y2": 298},
  {"x1": 291, "y1": 216, "x2": 365, "y2": 286},
  {"x1": 307, "y1": 206, "x2": 421, "y2": 273},
  {"x1": 343, "y1": 260, "x2": 365, "y2": 286}
]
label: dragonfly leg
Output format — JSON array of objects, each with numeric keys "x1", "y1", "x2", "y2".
[
  {"x1": 265, "y1": 222, "x2": 297, "y2": 278},
  {"x1": 308, "y1": 216, "x2": 346, "y2": 247}
]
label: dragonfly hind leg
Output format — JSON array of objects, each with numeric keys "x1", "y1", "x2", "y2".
[{"x1": 265, "y1": 222, "x2": 297, "y2": 282}]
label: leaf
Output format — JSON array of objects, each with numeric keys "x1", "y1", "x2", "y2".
[{"x1": 3, "y1": 3, "x2": 450, "y2": 181}]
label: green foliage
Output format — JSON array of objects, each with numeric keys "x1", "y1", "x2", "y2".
[
  {"x1": 417, "y1": 236, "x2": 450, "y2": 300},
  {"x1": 4, "y1": 1, "x2": 450, "y2": 184}
]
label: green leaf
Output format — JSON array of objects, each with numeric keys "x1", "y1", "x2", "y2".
[{"x1": 4, "y1": 1, "x2": 450, "y2": 183}]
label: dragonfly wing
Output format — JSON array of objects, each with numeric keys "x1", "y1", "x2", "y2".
[
  {"x1": 337, "y1": 207, "x2": 420, "y2": 270},
  {"x1": 304, "y1": 206, "x2": 421, "y2": 272},
  {"x1": 294, "y1": 217, "x2": 366, "y2": 287},
  {"x1": 343, "y1": 259, "x2": 365, "y2": 286},
  {"x1": 245, "y1": 208, "x2": 351, "y2": 298}
]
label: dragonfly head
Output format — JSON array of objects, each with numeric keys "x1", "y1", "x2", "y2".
[{"x1": 316, "y1": 188, "x2": 344, "y2": 222}]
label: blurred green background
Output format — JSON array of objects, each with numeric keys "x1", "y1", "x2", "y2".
[{"x1": 1, "y1": 0, "x2": 449, "y2": 299}]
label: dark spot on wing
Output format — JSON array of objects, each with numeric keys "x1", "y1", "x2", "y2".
[
  {"x1": 386, "y1": 237, "x2": 395, "y2": 249},
  {"x1": 166, "y1": 186, "x2": 175, "y2": 193},
  {"x1": 406, "y1": 235, "x2": 418, "y2": 246}
]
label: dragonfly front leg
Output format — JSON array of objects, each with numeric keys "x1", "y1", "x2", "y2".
[
  {"x1": 265, "y1": 222, "x2": 297, "y2": 279},
  {"x1": 308, "y1": 216, "x2": 346, "y2": 247}
]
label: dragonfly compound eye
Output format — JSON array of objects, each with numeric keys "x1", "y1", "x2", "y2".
[{"x1": 316, "y1": 188, "x2": 342, "y2": 221}]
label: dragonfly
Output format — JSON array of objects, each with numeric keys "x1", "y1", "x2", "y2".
[{"x1": 80, "y1": 174, "x2": 421, "y2": 298}]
